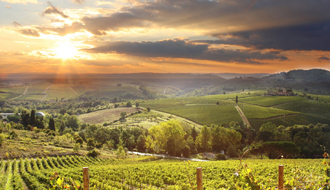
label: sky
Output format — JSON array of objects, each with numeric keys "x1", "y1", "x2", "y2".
[{"x1": 0, "y1": 0, "x2": 330, "y2": 74}]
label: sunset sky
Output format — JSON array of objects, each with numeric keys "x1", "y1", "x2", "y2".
[{"x1": 0, "y1": 0, "x2": 329, "y2": 74}]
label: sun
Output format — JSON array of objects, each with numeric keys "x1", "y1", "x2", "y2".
[{"x1": 53, "y1": 41, "x2": 78, "y2": 60}]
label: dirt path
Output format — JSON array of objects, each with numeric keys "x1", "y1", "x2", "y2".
[
  {"x1": 128, "y1": 151, "x2": 208, "y2": 162},
  {"x1": 23, "y1": 86, "x2": 29, "y2": 95},
  {"x1": 68, "y1": 86, "x2": 78, "y2": 94},
  {"x1": 235, "y1": 105, "x2": 251, "y2": 128},
  {"x1": 42, "y1": 85, "x2": 53, "y2": 94}
]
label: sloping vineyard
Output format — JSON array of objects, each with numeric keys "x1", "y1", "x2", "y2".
[{"x1": 0, "y1": 156, "x2": 328, "y2": 189}]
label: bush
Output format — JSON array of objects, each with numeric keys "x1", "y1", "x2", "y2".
[
  {"x1": 87, "y1": 138, "x2": 95, "y2": 150},
  {"x1": 9, "y1": 131, "x2": 18, "y2": 139},
  {"x1": 0, "y1": 134, "x2": 4, "y2": 147},
  {"x1": 87, "y1": 149, "x2": 100, "y2": 157},
  {"x1": 73, "y1": 143, "x2": 81, "y2": 153},
  {"x1": 215, "y1": 153, "x2": 227, "y2": 160}
]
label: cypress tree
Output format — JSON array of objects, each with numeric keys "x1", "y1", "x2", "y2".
[
  {"x1": 49, "y1": 117, "x2": 56, "y2": 131},
  {"x1": 30, "y1": 110, "x2": 36, "y2": 126}
]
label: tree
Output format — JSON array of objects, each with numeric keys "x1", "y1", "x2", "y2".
[
  {"x1": 191, "y1": 126, "x2": 198, "y2": 141},
  {"x1": 135, "y1": 102, "x2": 140, "y2": 108},
  {"x1": 87, "y1": 138, "x2": 95, "y2": 150},
  {"x1": 236, "y1": 96, "x2": 238, "y2": 104},
  {"x1": 120, "y1": 112, "x2": 126, "y2": 119},
  {"x1": 196, "y1": 125, "x2": 211, "y2": 152},
  {"x1": 21, "y1": 112, "x2": 30, "y2": 128},
  {"x1": 126, "y1": 101, "x2": 132, "y2": 107},
  {"x1": 30, "y1": 110, "x2": 36, "y2": 126},
  {"x1": 117, "y1": 146, "x2": 126, "y2": 159},
  {"x1": 147, "y1": 107, "x2": 151, "y2": 112},
  {"x1": 66, "y1": 115, "x2": 79, "y2": 131},
  {"x1": 136, "y1": 135, "x2": 146, "y2": 152},
  {"x1": 147, "y1": 120, "x2": 186, "y2": 155},
  {"x1": 49, "y1": 117, "x2": 56, "y2": 131}
]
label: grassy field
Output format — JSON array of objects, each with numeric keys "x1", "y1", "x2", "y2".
[
  {"x1": 142, "y1": 92, "x2": 330, "y2": 127},
  {"x1": 85, "y1": 85, "x2": 142, "y2": 99},
  {"x1": 78, "y1": 107, "x2": 143, "y2": 124},
  {"x1": 240, "y1": 103, "x2": 297, "y2": 119},
  {"x1": 239, "y1": 96, "x2": 303, "y2": 107},
  {"x1": 274, "y1": 99, "x2": 330, "y2": 119},
  {"x1": 158, "y1": 105, "x2": 241, "y2": 126}
]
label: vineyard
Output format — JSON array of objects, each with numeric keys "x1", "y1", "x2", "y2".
[{"x1": 0, "y1": 155, "x2": 329, "y2": 190}]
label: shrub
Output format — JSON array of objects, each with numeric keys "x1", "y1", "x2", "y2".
[
  {"x1": 73, "y1": 143, "x2": 80, "y2": 153},
  {"x1": 216, "y1": 153, "x2": 227, "y2": 160},
  {"x1": 0, "y1": 134, "x2": 4, "y2": 147},
  {"x1": 9, "y1": 131, "x2": 18, "y2": 139},
  {"x1": 87, "y1": 138, "x2": 95, "y2": 150},
  {"x1": 87, "y1": 149, "x2": 100, "y2": 157}
]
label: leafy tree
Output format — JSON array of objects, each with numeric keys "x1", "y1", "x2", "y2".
[
  {"x1": 135, "y1": 102, "x2": 140, "y2": 108},
  {"x1": 261, "y1": 141, "x2": 299, "y2": 159},
  {"x1": 226, "y1": 144, "x2": 237, "y2": 158},
  {"x1": 147, "y1": 120, "x2": 186, "y2": 155},
  {"x1": 136, "y1": 135, "x2": 146, "y2": 152},
  {"x1": 117, "y1": 146, "x2": 126, "y2": 159},
  {"x1": 126, "y1": 101, "x2": 132, "y2": 107},
  {"x1": 73, "y1": 143, "x2": 80, "y2": 153},
  {"x1": 196, "y1": 125, "x2": 211, "y2": 152},
  {"x1": 120, "y1": 112, "x2": 127, "y2": 119},
  {"x1": 236, "y1": 96, "x2": 238, "y2": 104},
  {"x1": 66, "y1": 115, "x2": 79, "y2": 131},
  {"x1": 186, "y1": 136, "x2": 197, "y2": 155},
  {"x1": 147, "y1": 107, "x2": 151, "y2": 112},
  {"x1": 87, "y1": 138, "x2": 95, "y2": 150}
]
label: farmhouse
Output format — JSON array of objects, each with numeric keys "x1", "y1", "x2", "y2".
[{"x1": 267, "y1": 87, "x2": 294, "y2": 96}]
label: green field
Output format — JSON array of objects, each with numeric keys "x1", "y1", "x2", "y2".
[
  {"x1": 85, "y1": 85, "x2": 142, "y2": 99},
  {"x1": 0, "y1": 155, "x2": 327, "y2": 189},
  {"x1": 239, "y1": 96, "x2": 303, "y2": 107},
  {"x1": 142, "y1": 93, "x2": 330, "y2": 127},
  {"x1": 274, "y1": 99, "x2": 330, "y2": 119}
]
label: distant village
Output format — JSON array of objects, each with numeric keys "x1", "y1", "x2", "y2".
[{"x1": 266, "y1": 87, "x2": 294, "y2": 96}]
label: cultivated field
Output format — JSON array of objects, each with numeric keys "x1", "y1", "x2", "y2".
[
  {"x1": 142, "y1": 92, "x2": 330, "y2": 128},
  {"x1": 78, "y1": 107, "x2": 143, "y2": 124},
  {"x1": 0, "y1": 155, "x2": 327, "y2": 189}
]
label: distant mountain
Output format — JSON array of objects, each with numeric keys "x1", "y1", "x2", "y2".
[
  {"x1": 259, "y1": 69, "x2": 330, "y2": 94},
  {"x1": 214, "y1": 73, "x2": 269, "y2": 79}
]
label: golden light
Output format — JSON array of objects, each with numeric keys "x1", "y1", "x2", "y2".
[{"x1": 53, "y1": 41, "x2": 78, "y2": 60}]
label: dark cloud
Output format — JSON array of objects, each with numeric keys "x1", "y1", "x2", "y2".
[
  {"x1": 208, "y1": 21, "x2": 330, "y2": 51},
  {"x1": 19, "y1": 28, "x2": 40, "y2": 37},
  {"x1": 42, "y1": 2, "x2": 69, "y2": 18},
  {"x1": 84, "y1": 39, "x2": 287, "y2": 64},
  {"x1": 77, "y1": 0, "x2": 330, "y2": 35},
  {"x1": 318, "y1": 56, "x2": 330, "y2": 62}
]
